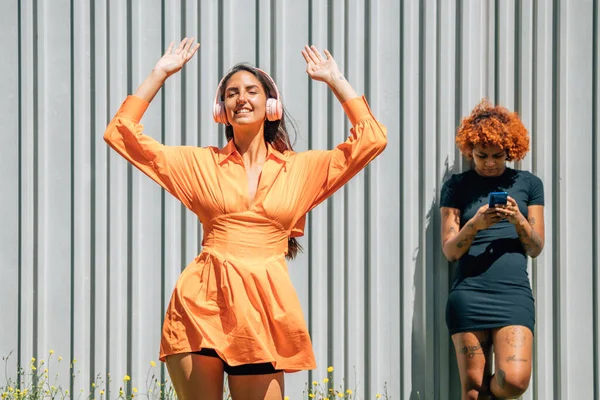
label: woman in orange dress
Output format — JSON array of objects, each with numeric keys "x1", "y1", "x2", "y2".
[{"x1": 104, "y1": 38, "x2": 387, "y2": 399}]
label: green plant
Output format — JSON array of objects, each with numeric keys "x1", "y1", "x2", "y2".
[
  {"x1": 1, "y1": 353, "x2": 389, "y2": 399},
  {"x1": 302, "y1": 366, "x2": 390, "y2": 400},
  {"x1": 0, "y1": 351, "x2": 175, "y2": 400}
]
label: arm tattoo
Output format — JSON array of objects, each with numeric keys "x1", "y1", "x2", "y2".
[
  {"x1": 449, "y1": 226, "x2": 457, "y2": 234},
  {"x1": 529, "y1": 217, "x2": 536, "y2": 226},
  {"x1": 456, "y1": 223, "x2": 476, "y2": 249},
  {"x1": 457, "y1": 236, "x2": 474, "y2": 249},
  {"x1": 531, "y1": 229, "x2": 544, "y2": 248},
  {"x1": 516, "y1": 220, "x2": 542, "y2": 256}
]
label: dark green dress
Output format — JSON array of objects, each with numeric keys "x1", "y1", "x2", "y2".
[{"x1": 440, "y1": 168, "x2": 544, "y2": 334}]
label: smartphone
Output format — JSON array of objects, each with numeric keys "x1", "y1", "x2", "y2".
[{"x1": 488, "y1": 191, "x2": 508, "y2": 207}]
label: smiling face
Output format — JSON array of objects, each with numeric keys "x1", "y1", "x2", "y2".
[
  {"x1": 222, "y1": 70, "x2": 268, "y2": 128},
  {"x1": 472, "y1": 144, "x2": 507, "y2": 177}
]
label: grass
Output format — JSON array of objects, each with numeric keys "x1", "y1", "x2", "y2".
[{"x1": 1, "y1": 352, "x2": 389, "y2": 400}]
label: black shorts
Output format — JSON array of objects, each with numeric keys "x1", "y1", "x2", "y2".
[{"x1": 194, "y1": 349, "x2": 282, "y2": 376}]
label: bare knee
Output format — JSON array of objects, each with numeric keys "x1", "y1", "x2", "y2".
[
  {"x1": 462, "y1": 369, "x2": 491, "y2": 399},
  {"x1": 503, "y1": 374, "x2": 530, "y2": 397},
  {"x1": 461, "y1": 390, "x2": 490, "y2": 400},
  {"x1": 493, "y1": 368, "x2": 531, "y2": 398}
]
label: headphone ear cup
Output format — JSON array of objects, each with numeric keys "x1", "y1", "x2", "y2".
[
  {"x1": 213, "y1": 101, "x2": 228, "y2": 124},
  {"x1": 265, "y1": 98, "x2": 283, "y2": 121}
]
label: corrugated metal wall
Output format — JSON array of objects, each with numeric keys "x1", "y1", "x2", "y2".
[{"x1": 0, "y1": 0, "x2": 598, "y2": 399}]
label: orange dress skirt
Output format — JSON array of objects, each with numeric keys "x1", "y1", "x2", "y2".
[{"x1": 104, "y1": 95, "x2": 387, "y2": 372}]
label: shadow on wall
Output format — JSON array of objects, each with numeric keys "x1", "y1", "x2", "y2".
[{"x1": 409, "y1": 158, "x2": 461, "y2": 399}]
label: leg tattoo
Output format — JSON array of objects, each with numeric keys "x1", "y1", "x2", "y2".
[
  {"x1": 505, "y1": 327, "x2": 526, "y2": 348},
  {"x1": 506, "y1": 354, "x2": 528, "y2": 363},
  {"x1": 458, "y1": 339, "x2": 488, "y2": 359},
  {"x1": 496, "y1": 369, "x2": 506, "y2": 389}
]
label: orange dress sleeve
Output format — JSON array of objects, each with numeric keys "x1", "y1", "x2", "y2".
[
  {"x1": 104, "y1": 95, "x2": 203, "y2": 211},
  {"x1": 295, "y1": 96, "x2": 387, "y2": 215}
]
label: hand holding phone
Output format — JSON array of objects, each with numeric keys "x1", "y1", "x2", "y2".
[{"x1": 488, "y1": 191, "x2": 508, "y2": 208}]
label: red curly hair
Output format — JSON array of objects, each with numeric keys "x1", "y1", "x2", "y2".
[{"x1": 456, "y1": 99, "x2": 530, "y2": 161}]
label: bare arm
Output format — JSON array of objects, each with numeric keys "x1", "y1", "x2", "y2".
[
  {"x1": 441, "y1": 207, "x2": 477, "y2": 262},
  {"x1": 440, "y1": 205, "x2": 504, "y2": 262},
  {"x1": 500, "y1": 203, "x2": 545, "y2": 258}
]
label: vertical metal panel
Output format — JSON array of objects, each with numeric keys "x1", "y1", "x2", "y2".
[
  {"x1": 531, "y1": 1, "x2": 556, "y2": 399},
  {"x1": 1, "y1": 0, "x2": 600, "y2": 399},
  {"x1": 0, "y1": 0, "x2": 21, "y2": 382},
  {"x1": 558, "y1": 1, "x2": 595, "y2": 397}
]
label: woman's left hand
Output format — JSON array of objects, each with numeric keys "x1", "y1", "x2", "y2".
[
  {"x1": 302, "y1": 45, "x2": 342, "y2": 85},
  {"x1": 494, "y1": 196, "x2": 526, "y2": 225}
]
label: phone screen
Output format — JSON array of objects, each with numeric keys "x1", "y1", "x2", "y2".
[{"x1": 488, "y1": 191, "x2": 508, "y2": 207}]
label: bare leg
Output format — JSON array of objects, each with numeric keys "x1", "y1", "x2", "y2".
[
  {"x1": 452, "y1": 330, "x2": 493, "y2": 400},
  {"x1": 228, "y1": 372, "x2": 285, "y2": 400},
  {"x1": 489, "y1": 326, "x2": 533, "y2": 399},
  {"x1": 165, "y1": 353, "x2": 225, "y2": 400}
]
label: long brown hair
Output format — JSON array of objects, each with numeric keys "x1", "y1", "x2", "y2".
[{"x1": 218, "y1": 64, "x2": 302, "y2": 259}]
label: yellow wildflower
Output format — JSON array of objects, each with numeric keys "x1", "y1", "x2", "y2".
[
  {"x1": 312, "y1": 381, "x2": 318, "y2": 386},
  {"x1": 329, "y1": 388, "x2": 334, "y2": 392},
  {"x1": 119, "y1": 389, "x2": 124, "y2": 396},
  {"x1": 100, "y1": 390, "x2": 105, "y2": 395},
  {"x1": 65, "y1": 390, "x2": 69, "y2": 395},
  {"x1": 49, "y1": 349, "x2": 54, "y2": 355},
  {"x1": 31, "y1": 357, "x2": 36, "y2": 363},
  {"x1": 44, "y1": 368, "x2": 48, "y2": 373},
  {"x1": 40, "y1": 359, "x2": 45, "y2": 365},
  {"x1": 73, "y1": 359, "x2": 77, "y2": 363},
  {"x1": 309, "y1": 394, "x2": 315, "y2": 398},
  {"x1": 133, "y1": 388, "x2": 138, "y2": 393},
  {"x1": 323, "y1": 378, "x2": 329, "y2": 383},
  {"x1": 7, "y1": 388, "x2": 12, "y2": 393},
  {"x1": 376, "y1": 395, "x2": 381, "y2": 399},
  {"x1": 58, "y1": 356, "x2": 63, "y2": 362},
  {"x1": 124, "y1": 374, "x2": 131, "y2": 381},
  {"x1": 284, "y1": 397, "x2": 289, "y2": 400},
  {"x1": 150, "y1": 361, "x2": 156, "y2": 367},
  {"x1": 327, "y1": 366, "x2": 334, "y2": 373},
  {"x1": 346, "y1": 389, "x2": 353, "y2": 395},
  {"x1": 338, "y1": 393, "x2": 344, "y2": 397},
  {"x1": 92, "y1": 383, "x2": 96, "y2": 388},
  {"x1": 31, "y1": 366, "x2": 37, "y2": 371}
]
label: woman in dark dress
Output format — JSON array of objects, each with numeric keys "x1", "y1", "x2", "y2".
[{"x1": 440, "y1": 100, "x2": 545, "y2": 399}]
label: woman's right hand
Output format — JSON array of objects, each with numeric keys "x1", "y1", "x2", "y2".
[
  {"x1": 470, "y1": 205, "x2": 503, "y2": 231},
  {"x1": 153, "y1": 38, "x2": 200, "y2": 79}
]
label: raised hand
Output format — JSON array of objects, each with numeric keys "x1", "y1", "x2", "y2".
[
  {"x1": 301, "y1": 45, "x2": 342, "y2": 84},
  {"x1": 154, "y1": 38, "x2": 200, "y2": 78}
]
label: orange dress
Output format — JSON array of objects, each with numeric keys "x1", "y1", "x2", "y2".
[{"x1": 104, "y1": 95, "x2": 387, "y2": 372}]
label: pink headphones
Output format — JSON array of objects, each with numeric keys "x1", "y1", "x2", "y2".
[{"x1": 212, "y1": 67, "x2": 283, "y2": 125}]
